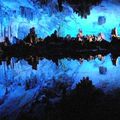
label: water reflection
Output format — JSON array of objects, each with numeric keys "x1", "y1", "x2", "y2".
[
  {"x1": 0, "y1": 53, "x2": 120, "y2": 90},
  {"x1": 0, "y1": 53, "x2": 118, "y2": 70},
  {"x1": 0, "y1": 52, "x2": 111, "y2": 70}
]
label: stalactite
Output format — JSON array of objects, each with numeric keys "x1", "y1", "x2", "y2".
[
  {"x1": 66, "y1": 0, "x2": 102, "y2": 18},
  {"x1": 34, "y1": 0, "x2": 102, "y2": 18},
  {"x1": 58, "y1": 0, "x2": 63, "y2": 12}
]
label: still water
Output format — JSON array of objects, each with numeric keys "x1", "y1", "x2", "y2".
[{"x1": 0, "y1": 53, "x2": 120, "y2": 89}]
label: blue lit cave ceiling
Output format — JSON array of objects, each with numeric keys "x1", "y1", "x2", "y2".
[
  {"x1": 33, "y1": 0, "x2": 102, "y2": 18},
  {"x1": 0, "y1": 0, "x2": 120, "y2": 41}
]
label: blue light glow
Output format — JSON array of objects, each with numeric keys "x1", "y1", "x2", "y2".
[
  {"x1": 0, "y1": 0, "x2": 120, "y2": 42},
  {"x1": 1, "y1": 1, "x2": 120, "y2": 118}
]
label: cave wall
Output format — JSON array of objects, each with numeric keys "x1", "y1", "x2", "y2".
[{"x1": 0, "y1": 0, "x2": 120, "y2": 42}]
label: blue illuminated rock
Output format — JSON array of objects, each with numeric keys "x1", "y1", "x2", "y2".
[
  {"x1": 99, "y1": 66, "x2": 107, "y2": 74},
  {"x1": 0, "y1": 0, "x2": 120, "y2": 42},
  {"x1": 98, "y1": 16, "x2": 106, "y2": 25}
]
